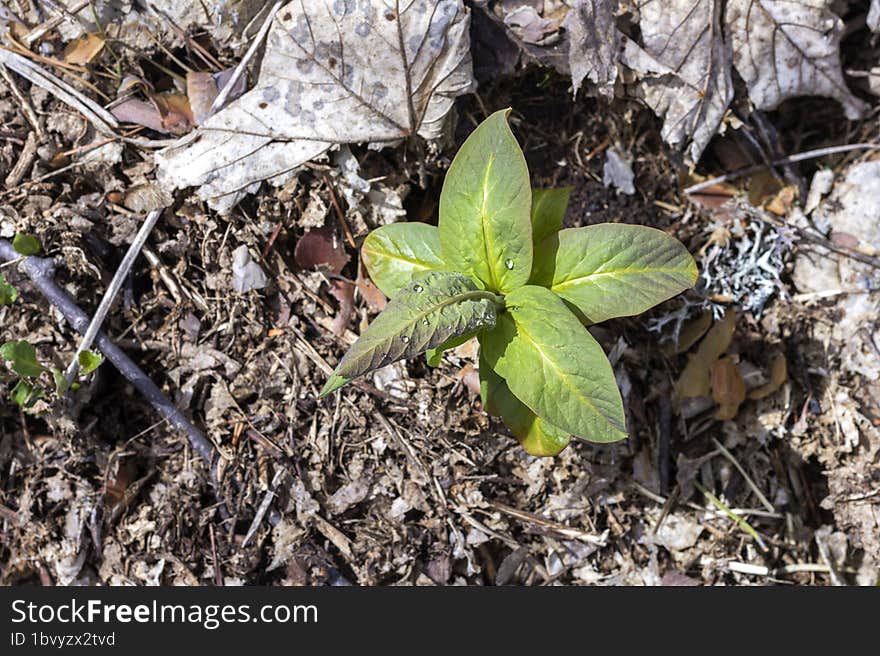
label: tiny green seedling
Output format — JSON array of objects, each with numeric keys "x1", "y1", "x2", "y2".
[
  {"x1": 1, "y1": 339, "x2": 103, "y2": 407},
  {"x1": 320, "y1": 109, "x2": 697, "y2": 456}
]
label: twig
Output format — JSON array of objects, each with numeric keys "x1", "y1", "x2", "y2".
[
  {"x1": 0, "y1": 239, "x2": 217, "y2": 473},
  {"x1": 325, "y1": 175, "x2": 357, "y2": 250},
  {"x1": 0, "y1": 65, "x2": 45, "y2": 139},
  {"x1": 711, "y1": 437, "x2": 775, "y2": 513},
  {"x1": 761, "y1": 213, "x2": 880, "y2": 270},
  {"x1": 4, "y1": 130, "x2": 38, "y2": 187},
  {"x1": 208, "y1": 1, "x2": 283, "y2": 116},
  {"x1": 486, "y1": 500, "x2": 608, "y2": 546},
  {"x1": 727, "y1": 561, "x2": 832, "y2": 577},
  {"x1": 0, "y1": 48, "x2": 118, "y2": 134},
  {"x1": 683, "y1": 142, "x2": 880, "y2": 195},
  {"x1": 23, "y1": 0, "x2": 91, "y2": 47},
  {"x1": 62, "y1": 209, "x2": 163, "y2": 386}
]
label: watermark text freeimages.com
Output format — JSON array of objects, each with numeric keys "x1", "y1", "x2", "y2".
[{"x1": 10, "y1": 599, "x2": 318, "y2": 631}]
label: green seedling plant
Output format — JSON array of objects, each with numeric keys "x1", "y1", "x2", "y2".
[
  {"x1": 1, "y1": 341, "x2": 103, "y2": 408},
  {"x1": 320, "y1": 109, "x2": 697, "y2": 456}
]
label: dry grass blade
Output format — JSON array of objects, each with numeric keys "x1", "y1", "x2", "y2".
[{"x1": 0, "y1": 48, "x2": 118, "y2": 133}]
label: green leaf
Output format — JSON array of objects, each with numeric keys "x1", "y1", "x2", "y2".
[
  {"x1": 361, "y1": 222, "x2": 446, "y2": 297},
  {"x1": 12, "y1": 233, "x2": 41, "y2": 256},
  {"x1": 530, "y1": 187, "x2": 571, "y2": 245},
  {"x1": 438, "y1": 108, "x2": 533, "y2": 293},
  {"x1": 78, "y1": 349, "x2": 103, "y2": 375},
  {"x1": 531, "y1": 224, "x2": 697, "y2": 324},
  {"x1": 52, "y1": 368, "x2": 69, "y2": 394},
  {"x1": 10, "y1": 379, "x2": 42, "y2": 408},
  {"x1": 480, "y1": 285, "x2": 626, "y2": 442},
  {"x1": 479, "y1": 353, "x2": 570, "y2": 456},
  {"x1": 0, "y1": 340, "x2": 46, "y2": 377},
  {"x1": 0, "y1": 274, "x2": 18, "y2": 305},
  {"x1": 425, "y1": 333, "x2": 474, "y2": 367},
  {"x1": 321, "y1": 271, "x2": 502, "y2": 396}
]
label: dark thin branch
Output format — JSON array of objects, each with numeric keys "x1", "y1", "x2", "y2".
[{"x1": 0, "y1": 239, "x2": 217, "y2": 471}]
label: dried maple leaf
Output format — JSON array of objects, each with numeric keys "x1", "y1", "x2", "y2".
[
  {"x1": 726, "y1": 0, "x2": 868, "y2": 120},
  {"x1": 157, "y1": 0, "x2": 474, "y2": 212},
  {"x1": 621, "y1": 0, "x2": 733, "y2": 162}
]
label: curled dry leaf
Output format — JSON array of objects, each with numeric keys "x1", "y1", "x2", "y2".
[
  {"x1": 749, "y1": 352, "x2": 787, "y2": 400},
  {"x1": 111, "y1": 92, "x2": 194, "y2": 135},
  {"x1": 157, "y1": 0, "x2": 475, "y2": 212}
]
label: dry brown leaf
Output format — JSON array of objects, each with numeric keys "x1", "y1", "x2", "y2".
[
  {"x1": 766, "y1": 185, "x2": 797, "y2": 216},
  {"x1": 355, "y1": 270, "x2": 387, "y2": 312},
  {"x1": 294, "y1": 226, "x2": 349, "y2": 274},
  {"x1": 749, "y1": 352, "x2": 787, "y2": 400},
  {"x1": 328, "y1": 279, "x2": 354, "y2": 337},
  {"x1": 63, "y1": 34, "x2": 105, "y2": 65},
  {"x1": 676, "y1": 309, "x2": 736, "y2": 398},
  {"x1": 711, "y1": 356, "x2": 746, "y2": 420},
  {"x1": 153, "y1": 93, "x2": 195, "y2": 135},
  {"x1": 662, "y1": 310, "x2": 712, "y2": 356},
  {"x1": 185, "y1": 72, "x2": 219, "y2": 126}
]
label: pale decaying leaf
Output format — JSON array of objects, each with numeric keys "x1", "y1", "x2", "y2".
[
  {"x1": 726, "y1": 0, "x2": 867, "y2": 120},
  {"x1": 621, "y1": 1, "x2": 733, "y2": 162},
  {"x1": 563, "y1": 0, "x2": 619, "y2": 98},
  {"x1": 157, "y1": 0, "x2": 474, "y2": 211},
  {"x1": 566, "y1": 0, "x2": 866, "y2": 161}
]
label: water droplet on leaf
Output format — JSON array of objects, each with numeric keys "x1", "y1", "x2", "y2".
[
  {"x1": 413, "y1": 284, "x2": 423, "y2": 293},
  {"x1": 400, "y1": 335, "x2": 409, "y2": 343},
  {"x1": 504, "y1": 258, "x2": 514, "y2": 270},
  {"x1": 422, "y1": 318, "x2": 430, "y2": 326}
]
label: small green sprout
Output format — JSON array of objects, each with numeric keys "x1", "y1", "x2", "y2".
[
  {"x1": 320, "y1": 109, "x2": 697, "y2": 456},
  {"x1": 0, "y1": 274, "x2": 17, "y2": 305}
]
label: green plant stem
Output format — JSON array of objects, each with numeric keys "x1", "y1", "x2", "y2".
[{"x1": 694, "y1": 480, "x2": 767, "y2": 550}]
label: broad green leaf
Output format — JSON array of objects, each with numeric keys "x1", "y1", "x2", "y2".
[
  {"x1": 0, "y1": 274, "x2": 17, "y2": 305},
  {"x1": 12, "y1": 233, "x2": 41, "y2": 256},
  {"x1": 425, "y1": 333, "x2": 474, "y2": 367},
  {"x1": 479, "y1": 353, "x2": 570, "y2": 456},
  {"x1": 361, "y1": 222, "x2": 446, "y2": 297},
  {"x1": 1, "y1": 340, "x2": 46, "y2": 377},
  {"x1": 321, "y1": 271, "x2": 502, "y2": 396},
  {"x1": 530, "y1": 187, "x2": 571, "y2": 245},
  {"x1": 438, "y1": 108, "x2": 533, "y2": 293},
  {"x1": 532, "y1": 224, "x2": 697, "y2": 324},
  {"x1": 480, "y1": 285, "x2": 626, "y2": 442},
  {"x1": 78, "y1": 349, "x2": 103, "y2": 375}
]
